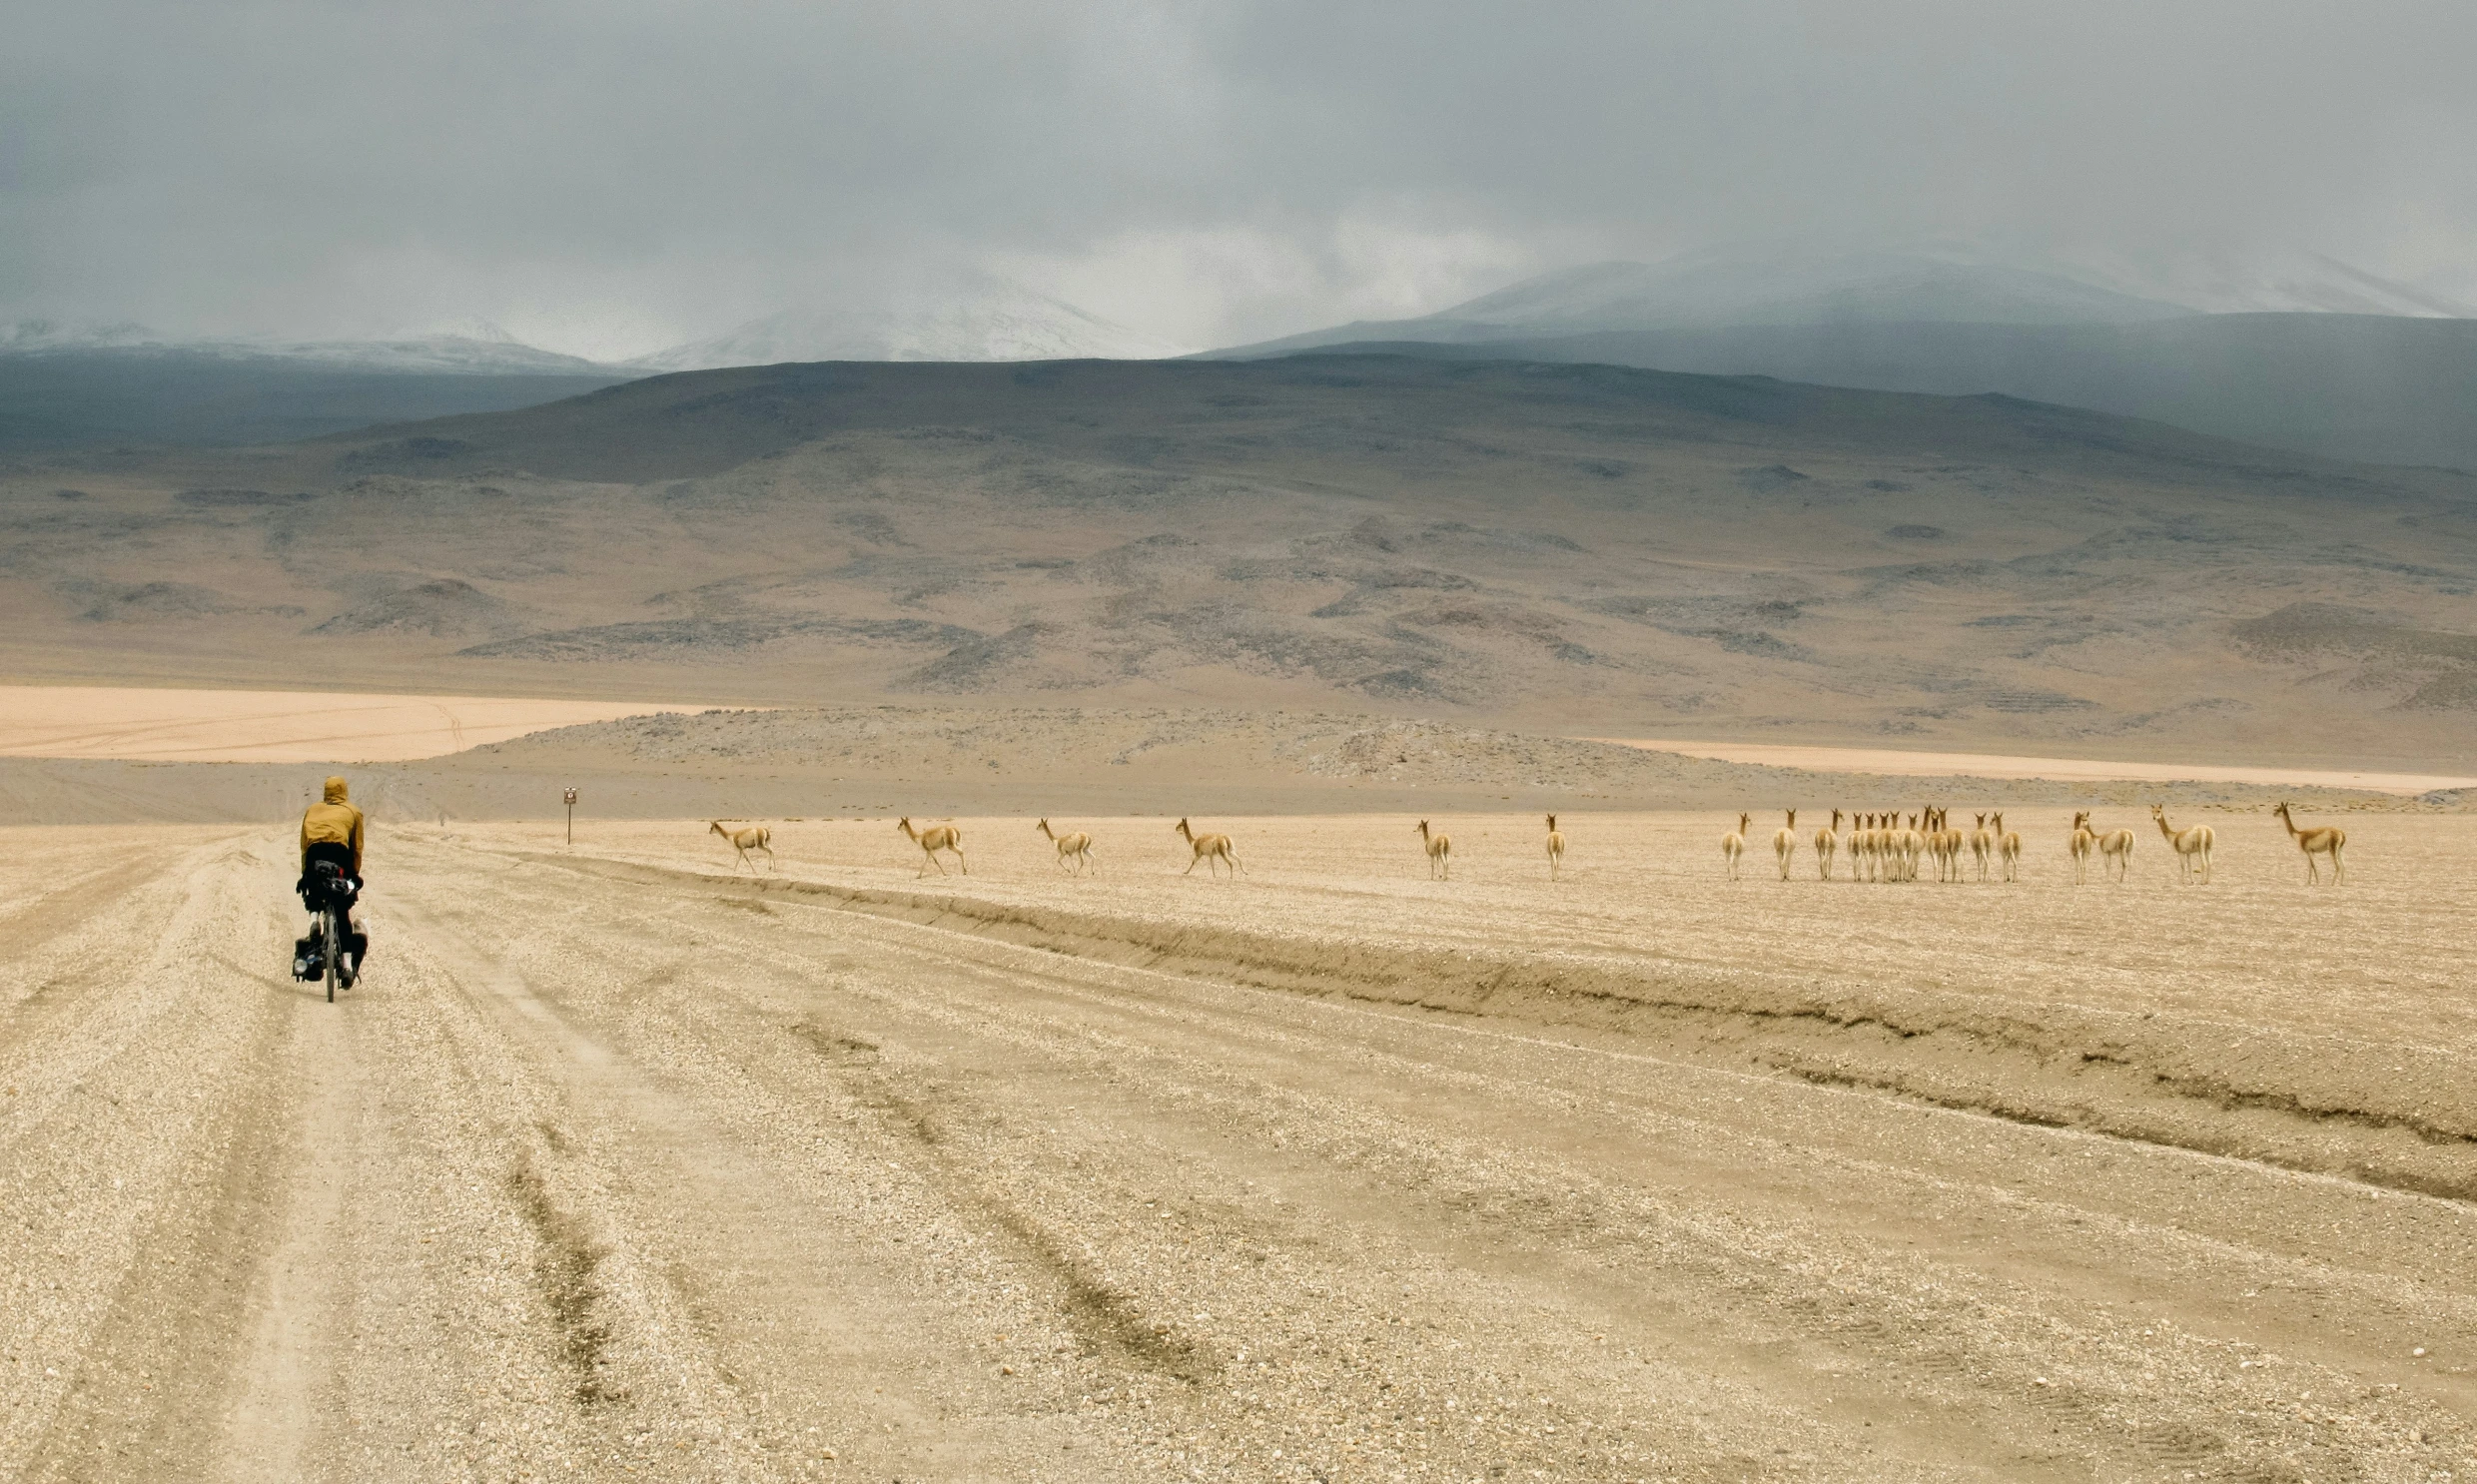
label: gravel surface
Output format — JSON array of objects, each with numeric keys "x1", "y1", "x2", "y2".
[{"x1": 4, "y1": 814, "x2": 2474, "y2": 1482}]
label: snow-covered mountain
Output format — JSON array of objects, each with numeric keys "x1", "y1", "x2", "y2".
[
  {"x1": 0, "y1": 320, "x2": 163, "y2": 353},
  {"x1": 2035, "y1": 247, "x2": 2476, "y2": 319},
  {"x1": 1200, "y1": 241, "x2": 2477, "y2": 469},
  {"x1": 636, "y1": 286, "x2": 1190, "y2": 371},
  {"x1": 1440, "y1": 249, "x2": 2196, "y2": 332},
  {"x1": 1215, "y1": 243, "x2": 2476, "y2": 359},
  {"x1": 0, "y1": 318, "x2": 619, "y2": 375}
]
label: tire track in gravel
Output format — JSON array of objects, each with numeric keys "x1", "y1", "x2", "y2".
[
  {"x1": 391, "y1": 839, "x2": 1809, "y2": 1480},
  {"x1": 208, "y1": 966, "x2": 367, "y2": 1483},
  {"x1": 0, "y1": 845, "x2": 195, "y2": 1058},
  {"x1": 511, "y1": 850, "x2": 2477, "y2": 1202},
  {"x1": 5, "y1": 832, "x2": 306, "y2": 1483},
  {"x1": 510, "y1": 845, "x2": 2477, "y2": 1302},
  {"x1": 782, "y1": 1017, "x2": 1221, "y2": 1387},
  {"x1": 761, "y1": 912, "x2": 2473, "y2": 1478},
  {"x1": 10, "y1": 825, "x2": 2475, "y2": 1482},
  {"x1": 387, "y1": 868, "x2": 1096, "y2": 1482},
  {"x1": 467, "y1": 837, "x2": 2477, "y2": 1484}
]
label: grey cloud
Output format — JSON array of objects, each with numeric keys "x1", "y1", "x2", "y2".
[{"x1": 4, "y1": 1, "x2": 2473, "y2": 355}]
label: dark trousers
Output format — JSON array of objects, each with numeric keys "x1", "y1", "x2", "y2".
[{"x1": 299, "y1": 843, "x2": 366, "y2": 962}]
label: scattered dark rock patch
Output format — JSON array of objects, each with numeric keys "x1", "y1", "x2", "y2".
[
  {"x1": 337, "y1": 436, "x2": 476, "y2": 471},
  {"x1": 1739, "y1": 464, "x2": 1811, "y2": 492},
  {"x1": 311, "y1": 577, "x2": 534, "y2": 640},
  {"x1": 176, "y1": 487, "x2": 315, "y2": 507},
  {"x1": 1662, "y1": 627, "x2": 1819, "y2": 663},
  {"x1": 900, "y1": 622, "x2": 1061, "y2": 692},
  {"x1": 2233, "y1": 602, "x2": 2477, "y2": 710},
  {"x1": 462, "y1": 615, "x2": 972, "y2": 662},
  {"x1": 79, "y1": 581, "x2": 272, "y2": 623}
]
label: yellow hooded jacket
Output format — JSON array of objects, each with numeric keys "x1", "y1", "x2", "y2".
[{"x1": 300, "y1": 776, "x2": 366, "y2": 875}]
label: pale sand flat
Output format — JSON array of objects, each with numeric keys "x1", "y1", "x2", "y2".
[
  {"x1": 1588, "y1": 737, "x2": 2477, "y2": 796},
  {"x1": 0, "y1": 685, "x2": 701, "y2": 763}
]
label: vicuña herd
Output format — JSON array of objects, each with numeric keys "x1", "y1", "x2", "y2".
[
  {"x1": 1720, "y1": 803, "x2": 2346, "y2": 886},
  {"x1": 697, "y1": 803, "x2": 2356, "y2": 886}
]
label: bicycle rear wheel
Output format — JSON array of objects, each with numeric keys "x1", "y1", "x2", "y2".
[{"x1": 323, "y1": 910, "x2": 343, "y2": 1003}]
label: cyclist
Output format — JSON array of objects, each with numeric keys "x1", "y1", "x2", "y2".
[{"x1": 295, "y1": 775, "x2": 369, "y2": 986}]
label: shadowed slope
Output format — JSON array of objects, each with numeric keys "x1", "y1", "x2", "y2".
[{"x1": 302, "y1": 354, "x2": 2299, "y2": 484}]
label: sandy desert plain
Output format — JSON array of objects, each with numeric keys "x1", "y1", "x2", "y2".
[{"x1": 3, "y1": 357, "x2": 2476, "y2": 1483}]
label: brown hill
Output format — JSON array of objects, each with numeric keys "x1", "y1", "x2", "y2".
[{"x1": 1, "y1": 355, "x2": 2470, "y2": 769}]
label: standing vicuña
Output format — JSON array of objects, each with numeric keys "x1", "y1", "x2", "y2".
[
  {"x1": 1969, "y1": 813, "x2": 1994, "y2": 883},
  {"x1": 1890, "y1": 814, "x2": 1925, "y2": 884},
  {"x1": 1414, "y1": 819, "x2": 1452, "y2": 879},
  {"x1": 1851, "y1": 815, "x2": 1880, "y2": 883},
  {"x1": 2068, "y1": 812, "x2": 2097, "y2": 885},
  {"x1": 896, "y1": 817, "x2": 967, "y2": 876},
  {"x1": 1772, "y1": 810, "x2": 1798, "y2": 881},
  {"x1": 1035, "y1": 818, "x2": 1096, "y2": 875},
  {"x1": 1930, "y1": 807, "x2": 1964, "y2": 885},
  {"x1": 1995, "y1": 812, "x2": 2022, "y2": 883},
  {"x1": 1175, "y1": 817, "x2": 1242, "y2": 877},
  {"x1": 1721, "y1": 813, "x2": 1749, "y2": 880},
  {"x1": 2095, "y1": 819, "x2": 2135, "y2": 883},
  {"x1": 708, "y1": 820, "x2": 773, "y2": 873},
  {"x1": 2272, "y1": 802, "x2": 2346, "y2": 885},
  {"x1": 2150, "y1": 804, "x2": 2214, "y2": 884},
  {"x1": 1545, "y1": 814, "x2": 1566, "y2": 881},
  {"x1": 1814, "y1": 809, "x2": 1841, "y2": 881}
]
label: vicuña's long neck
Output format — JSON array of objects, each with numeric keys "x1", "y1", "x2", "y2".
[{"x1": 2277, "y1": 811, "x2": 2301, "y2": 840}]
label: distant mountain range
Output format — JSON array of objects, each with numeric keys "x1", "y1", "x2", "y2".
[
  {"x1": 1216, "y1": 244, "x2": 2472, "y2": 354},
  {"x1": 0, "y1": 320, "x2": 634, "y2": 451},
  {"x1": 0, "y1": 288, "x2": 1190, "y2": 450},
  {"x1": 18, "y1": 355, "x2": 2472, "y2": 762},
  {"x1": 2, "y1": 283, "x2": 1193, "y2": 377},
  {"x1": 631, "y1": 285, "x2": 1189, "y2": 371},
  {"x1": 10, "y1": 247, "x2": 2472, "y2": 466},
  {"x1": 1207, "y1": 246, "x2": 2477, "y2": 468},
  {"x1": 0, "y1": 318, "x2": 620, "y2": 376}
]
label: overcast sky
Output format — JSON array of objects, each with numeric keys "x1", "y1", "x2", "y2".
[{"x1": 5, "y1": 1, "x2": 2473, "y2": 358}]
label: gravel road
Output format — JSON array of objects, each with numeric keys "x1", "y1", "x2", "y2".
[{"x1": 4, "y1": 815, "x2": 2473, "y2": 1482}]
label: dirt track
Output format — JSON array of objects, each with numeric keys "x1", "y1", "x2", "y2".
[
  {"x1": 5, "y1": 813, "x2": 2474, "y2": 1482},
  {"x1": 0, "y1": 687, "x2": 695, "y2": 763}
]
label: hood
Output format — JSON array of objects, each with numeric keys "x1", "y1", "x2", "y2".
[{"x1": 323, "y1": 776, "x2": 350, "y2": 804}]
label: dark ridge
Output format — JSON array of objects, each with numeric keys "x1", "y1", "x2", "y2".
[
  {"x1": 0, "y1": 351, "x2": 630, "y2": 452},
  {"x1": 305, "y1": 353, "x2": 2338, "y2": 486},
  {"x1": 176, "y1": 487, "x2": 314, "y2": 506}
]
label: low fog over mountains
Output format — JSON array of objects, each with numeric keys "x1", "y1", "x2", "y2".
[
  {"x1": 0, "y1": 281, "x2": 1189, "y2": 451},
  {"x1": 631, "y1": 280, "x2": 1189, "y2": 371},
  {"x1": 11, "y1": 245, "x2": 2472, "y2": 470},
  {"x1": 0, "y1": 318, "x2": 619, "y2": 374},
  {"x1": 1220, "y1": 244, "x2": 2473, "y2": 350},
  {"x1": 1210, "y1": 247, "x2": 2477, "y2": 470},
  {"x1": 0, "y1": 321, "x2": 632, "y2": 451}
]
